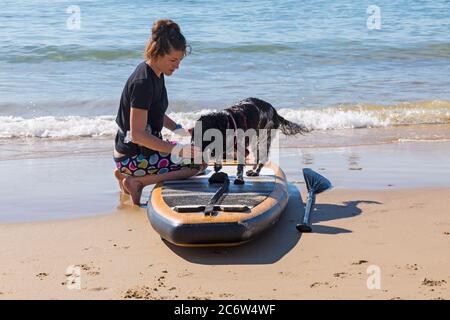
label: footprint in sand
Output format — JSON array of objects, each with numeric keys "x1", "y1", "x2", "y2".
[
  {"x1": 70, "y1": 263, "x2": 101, "y2": 277},
  {"x1": 352, "y1": 260, "x2": 368, "y2": 265},
  {"x1": 178, "y1": 271, "x2": 193, "y2": 278},
  {"x1": 406, "y1": 264, "x2": 420, "y2": 271},
  {"x1": 157, "y1": 275, "x2": 166, "y2": 288},
  {"x1": 310, "y1": 282, "x2": 336, "y2": 289},
  {"x1": 36, "y1": 272, "x2": 49, "y2": 280},
  {"x1": 333, "y1": 272, "x2": 348, "y2": 278},
  {"x1": 124, "y1": 286, "x2": 154, "y2": 300},
  {"x1": 421, "y1": 278, "x2": 447, "y2": 287},
  {"x1": 78, "y1": 264, "x2": 91, "y2": 271},
  {"x1": 89, "y1": 287, "x2": 108, "y2": 291}
]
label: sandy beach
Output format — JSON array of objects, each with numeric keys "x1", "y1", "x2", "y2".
[{"x1": 1, "y1": 139, "x2": 450, "y2": 300}]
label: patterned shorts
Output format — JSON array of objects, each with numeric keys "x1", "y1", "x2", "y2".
[{"x1": 114, "y1": 142, "x2": 190, "y2": 177}]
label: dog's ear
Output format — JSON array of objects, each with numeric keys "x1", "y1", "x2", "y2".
[
  {"x1": 192, "y1": 112, "x2": 230, "y2": 152},
  {"x1": 200, "y1": 113, "x2": 230, "y2": 134},
  {"x1": 191, "y1": 116, "x2": 206, "y2": 147}
]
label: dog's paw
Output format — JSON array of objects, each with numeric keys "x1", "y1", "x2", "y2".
[
  {"x1": 246, "y1": 170, "x2": 259, "y2": 177},
  {"x1": 209, "y1": 172, "x2": 228, "y2": 183},
  {"x1": 234, "y1": 177, "x2": 245, "y2": 185}
]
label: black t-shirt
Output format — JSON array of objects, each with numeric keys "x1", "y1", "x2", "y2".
[{"x1": 115, "y1": 61, "x2": 168, "y2": 156}]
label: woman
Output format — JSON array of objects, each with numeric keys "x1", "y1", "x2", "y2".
[{"x1": 114, "y1": 19, "x2": 205, "y2": 205}]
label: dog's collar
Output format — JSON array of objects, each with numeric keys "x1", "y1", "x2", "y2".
[
  {"x1": 225, "y1": 110, "x2": 238, "y2": 131},
  {"x1": 225, "y1": 109, "x2": 247, "y2": 131}
]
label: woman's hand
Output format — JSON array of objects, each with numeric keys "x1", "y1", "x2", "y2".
[
  {"x1": 187, "y1": 145, "x2": 203, "y2": 160},
  {"x1": 177, "y1": 127, "x2": 191, "y2": 137},
  {"x1": 176, "y1": 144, "x2": 202, "y2": 160}
]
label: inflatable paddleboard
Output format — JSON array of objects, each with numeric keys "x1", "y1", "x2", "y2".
[{"x1": 148, "y1": 161, "x2": 288, "y2": 246}]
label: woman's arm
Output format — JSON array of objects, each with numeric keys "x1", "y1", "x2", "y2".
[
  {"x1": 163, "y1": 114, "x2": 177, "y2": 131},
  {"x1": 129, "y1": 108, "x2": 174, "y2": 153},
  {"x1": 165, "y1": 114, "x2": 191, "y2": 136},
  {"x1": 129, "y1": 108, "x2": 200, "y2": 158}
]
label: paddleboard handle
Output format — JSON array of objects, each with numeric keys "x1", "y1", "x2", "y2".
[{"x1": 204, "y1": 173, "x2": 230, "y2": 216}]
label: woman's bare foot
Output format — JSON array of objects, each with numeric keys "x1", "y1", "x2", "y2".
[
  {"x1": 195, "y1": 163, "x2": 208, "y2": 176},
  {"x1": 123, "y1": 176, "x2": 144, "y2": 206},
  {"x1": 114, "y1": 169, "x2": 130, "y2": 195}
]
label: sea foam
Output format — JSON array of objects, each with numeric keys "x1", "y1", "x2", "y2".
[{"x1": 1, "y1": 101, "x2": 448, "y2": 139}]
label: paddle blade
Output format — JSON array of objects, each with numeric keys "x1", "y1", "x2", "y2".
[{"x1": 302, "y1": 168, "x2": 332, "y2": 194}]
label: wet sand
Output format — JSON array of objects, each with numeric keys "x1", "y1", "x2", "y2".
[
  {"x1": 1, "y1": 138, "x2": 450, "y2": 222},
  {"x1": 1, "y1": 138, "x2": 450, "y2": 299}
]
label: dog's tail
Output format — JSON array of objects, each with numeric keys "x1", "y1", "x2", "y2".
[{"x1": 277, "y1": 114, "x2": 310, "y2": 135}]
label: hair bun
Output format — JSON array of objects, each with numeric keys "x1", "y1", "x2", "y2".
[
  {"x1": 158, "y1": 24, "x2": 168, "y2": 34},
  {"x1": 146, "y1": 19, "x2": 187, "y2": 60}
]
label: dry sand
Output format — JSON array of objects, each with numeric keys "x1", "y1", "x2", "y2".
[{"x1": 1, "y1": 187, "x2": 449, "y2": 300}]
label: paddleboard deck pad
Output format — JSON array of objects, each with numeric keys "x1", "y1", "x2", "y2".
[{"x1": 148, "y1": 161, "x2": 288, "y2": 246}]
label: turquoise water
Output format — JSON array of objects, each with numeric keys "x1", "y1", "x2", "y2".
[{"x1": 0, "y1": 0, "x2": 449, "y2": 117}]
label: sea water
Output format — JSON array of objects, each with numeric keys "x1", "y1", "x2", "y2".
[{"x1": 0, "y1": 0, "x2": 449, "y2": 142}]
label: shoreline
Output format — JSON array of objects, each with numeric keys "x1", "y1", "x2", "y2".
[
  {"x1": 2, "y1": 123, "x2": 450, "y2": 153},
  {"x1": 1, "y1": 139, "x2": 450, "y2": 223}
]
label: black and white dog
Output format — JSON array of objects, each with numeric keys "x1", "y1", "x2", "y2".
[{"x1": 192, "y1": 97, "x2": 309, "y2": 184}]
